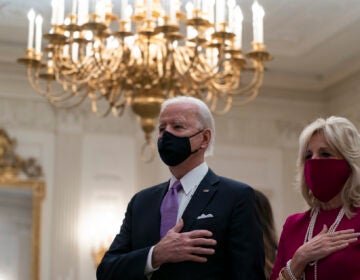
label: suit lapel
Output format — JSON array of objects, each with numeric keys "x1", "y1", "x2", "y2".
[
  {"x1": 181, "y1": 169, "x2": 219, "y2": 232},
  {"x1": 146, "y1": 181, "x2": 169, "y2": 242}
]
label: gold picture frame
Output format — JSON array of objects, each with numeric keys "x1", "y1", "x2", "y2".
[{"x1": 0, "y1": 128, "x2": 45, "y2": 280}]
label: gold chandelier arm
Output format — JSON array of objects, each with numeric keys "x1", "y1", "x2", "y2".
[
  {"x1": 47, "y1": 90, "x2": 79, "y2": 103},
  {"x1": 89, "y1": 85, "x2": 124, "y2": 118},
  {"x1": 52, "y1": 47, "x2": 80, "y2": 75},
  {"x1": 174, "y1": 45, "x2": 210, "y2": 81},
  {"x1": 173, "y1": 47, "x2": 192, "y2": 75},
  {"x1": 174, "y1": 46, "x2": 231, "y2": 89},
  {"x1": 51, "y1": 45, "x2": 102, "y2": 85},
  {"x1": 54, "y1": 58, "x2": 100, "y2": 85},
  {"x1": 209, "y1": 95, "x2": 233, "y2": 115},
  {"x1": 158, "y1": 42, "x2": 181, "y2": 96},
  {"x1": 47, "y1": 90, "x2": 88, "y2": 109},
  {"x1": 45, "y1": 83, "x2": 88, "y2": 103},
  {"x1": 182, "y1": 40, "x2": 202, "y2": 74},
  {"x1": 26, "y1": 64, "x2": 44, "y2": 93},
  {"x1": 231, "y1": 61, "x2": 265, "y2": 106},
  {"x1": 207, "y1": 66, "x2": 241, "y2": 93},
  {"x1": 111, "y1": 100, "x2": 127, "y2": 117},
  {"x1": 25, "y1": 64, "x2": 75, "y2": 100},
  {"x1": 92, "y1": 43, "x2": 123, "y2": 73}
]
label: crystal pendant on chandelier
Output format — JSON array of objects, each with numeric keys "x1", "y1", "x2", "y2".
[{"x1": 17, "y1": 0, "x2": 272, "y2": 161}]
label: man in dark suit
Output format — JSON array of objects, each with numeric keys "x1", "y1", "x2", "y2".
[{"x1": 97, "y1": 96, "x2": 265, "y2": 280}]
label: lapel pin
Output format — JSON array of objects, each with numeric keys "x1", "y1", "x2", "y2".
[{"x1": 203, "y1": 189, "x2": 210, "y2": 192}]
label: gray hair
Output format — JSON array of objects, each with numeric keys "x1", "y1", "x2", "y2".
[
  {"x1": 296, "y1": 116, "x2": 360, "y2": 217},
  {"x1": 160, "y1": 96, "x2": 216, "y2": 156}
]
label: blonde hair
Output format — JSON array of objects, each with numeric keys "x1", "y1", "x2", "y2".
[{"x1": 296, "y1": 116, "x2": 360, "y2": 217}]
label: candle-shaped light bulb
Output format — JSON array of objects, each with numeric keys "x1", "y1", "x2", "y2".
[
  {"x1": 252, "y1": 0, "x2": 265, "y2": 43},
  {"x1": 78, "y1": 0, "x2": 89, "y2": 25},
  {"x1": 215, "y1": 1, "x2": 225, "y2": 30},
  {"x1": 121, "y1": 0, "x2": 128, "y2": 19},
  {"x1": 164, "y1": 0, "x2": 170, "y2": 17},
  {"x1": 227, "y1": 0, "x2": 236, "y2": 30},
  {"x1": 72, "y1": 0, "x2": 78, "y2": 15},
  {"x1": 206, "y1": 0, "x2": 215, "y2": 23},
  {"x1": 146, "y1": 0, "x2": 152, "y2": 19},
  {"x1": 59, "y1": 0, "x2": 65, "y2": 25},
  {"x1": 57, "y1": 0, "x2": 65, "y2": 25},
  {"x1": 169, "y1": 0, "x2": 176, "y2": 24},
  {"x1": 27, "y1": 9, "x2": 36, "y2": 49},
  {"x1": 51, "y1": 0, "x2": 57, "y2": 25},
  {"x1": 125, "y1": 5, "x2": 133, "y2": 21},
  {"x1": 185, "y1": 2, "x2": 195, "y2": 38},
  {"x1": 185, "y1": 1, "x2": 193, "y2": 18},
  {"x1": 35, "y1": 15, "x2": 43, "y2": 54},
  {"x1": 194, "y1": 0, "x2": 201, "y2": 10},
  {"x1": 96, "y1": 1, "x2": 105, "y2": 21},
  {"x1": 234, "y1": 5, "x2": 243, "y2": 49},
  {"x1": 104, "y1": 0, "x2": 112, "y2": 14}
]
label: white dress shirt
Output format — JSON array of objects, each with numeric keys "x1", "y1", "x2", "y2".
[{"x1": 145, "y1": 162, "x2": 209, "y2": 276}]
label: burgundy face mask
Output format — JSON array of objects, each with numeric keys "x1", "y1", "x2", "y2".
[{"x1": 304, "y1": 159, "x2": 351, "y2": 202}]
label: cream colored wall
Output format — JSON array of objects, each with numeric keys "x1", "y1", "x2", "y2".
[{"x1": 1, "y1": 69, "x2": 360, "y2": 279}]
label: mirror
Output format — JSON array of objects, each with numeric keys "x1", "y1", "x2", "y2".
[{"x1": 0, "y1": 128, "x2": 45, "y2": 280}]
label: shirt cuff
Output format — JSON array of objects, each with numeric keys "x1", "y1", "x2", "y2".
[{"x1": 145, "y1": 246, "x2": 159, "y2": 276}]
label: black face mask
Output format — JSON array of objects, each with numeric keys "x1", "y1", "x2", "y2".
[{"x1": 157, "y1": 130, "x2": 203, "y2": 166}]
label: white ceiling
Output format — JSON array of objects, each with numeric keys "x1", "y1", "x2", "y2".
[{"x1": 1, "y1": 0, "x2": 360, "y2": 95}]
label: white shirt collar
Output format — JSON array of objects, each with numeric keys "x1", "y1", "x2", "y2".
[{"x1": 169, "y1": 162, "x2": 209, "y2": 195}]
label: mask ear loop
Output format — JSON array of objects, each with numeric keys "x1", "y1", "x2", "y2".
[
  {"x1": 188, "y1": 129, "x2": 204, "y2": 138},
  {"x1": 189, "y1": 129, "x2": 206, "y2": 155}
]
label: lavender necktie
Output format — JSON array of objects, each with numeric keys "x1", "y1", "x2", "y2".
[{"x1": 160, "y1": 180, "x2": 182, "y2": 238}]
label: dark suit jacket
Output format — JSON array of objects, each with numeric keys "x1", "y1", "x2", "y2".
[{"x1": 96, "y1": 169, "x2": 265, "y2": 280}]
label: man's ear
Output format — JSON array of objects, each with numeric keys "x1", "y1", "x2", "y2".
[{"x1": 201, "y1": 129, "x2": 211, "y2": 149}]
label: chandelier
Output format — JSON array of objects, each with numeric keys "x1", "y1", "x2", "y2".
[{"x1": 18, "y1": 0, "x2": 272, "y2": 159}]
